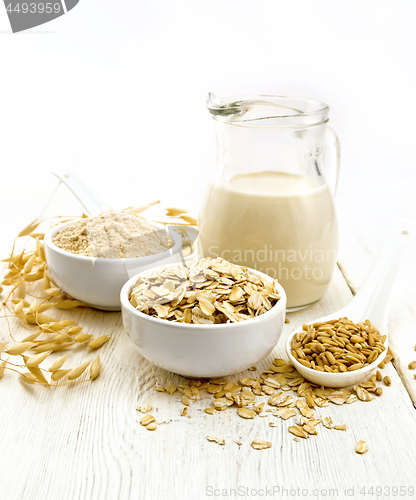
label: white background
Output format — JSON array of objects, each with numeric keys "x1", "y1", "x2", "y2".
[
  {"x1": 0, "y1": 0, "x2": 415, "y2": 227},
  {"x1": 0, "y1": 5, "x2": 416, "y2": 498}
]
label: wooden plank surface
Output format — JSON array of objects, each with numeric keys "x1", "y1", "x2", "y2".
[
  {"x1": 1, "y1": 179, "x2": 416, "y2": 500},
  {"x1": 336, "y1": 170, "x2": 416, "y2": 404}
]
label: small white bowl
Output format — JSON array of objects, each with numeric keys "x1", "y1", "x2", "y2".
[
  {"x1": 286, "y1": 329, "x2": 388, "y2": 388},
  {"x1": 120, "y1": 264, "x2": 287, "y2": 378},
  {"x1": 44, "y1": 220, "x2": 183, "y2": 311}
]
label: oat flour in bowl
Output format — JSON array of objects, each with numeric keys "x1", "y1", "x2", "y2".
[{"x1": 53, "y1": 210, "x2": 172, "y2": 258}]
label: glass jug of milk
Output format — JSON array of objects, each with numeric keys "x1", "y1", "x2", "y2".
[{"x1": 198, "y1": 93, "x2": 340, "y2": 309}]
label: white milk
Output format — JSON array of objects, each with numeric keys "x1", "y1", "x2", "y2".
[{"x1": 198, "y1": 171, "x2": 338, "y2": 308}]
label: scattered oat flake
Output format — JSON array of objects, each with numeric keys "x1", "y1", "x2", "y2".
[
  {"x1": 354, "y1": 386, "x2": 373, "y2": 402},
  {"x1": 223, "y1": 382, "x2": 241, "y2": 393},
  {"x1": 254, "y1": 402, "x2": 265, "y2": 413},
  {"x1": 207, "y1": 436, "x2": 225, "y2": 445},
  {"x1": 322, "y1": 417, "x2": 333, "y2": 429},
  {"x1": 146, "y1": 423, "x2": 157, "y2": 431},
  {"x1": 140, "y1": 415, "x2": 155, "y2": 426},
  {"x1": 157, "y1": 418, "x2": 171, "y2": 425},
  {"x1": 204, "y1": 408, "x2": 216, "y2": 415},
  {"x1": 210, "y1": 378, "x2": 227, "y2": 385},
  {"x1": 288, "y1": 426, "x2": 309, "y2": 439},
  {"x1": 345, "y1": 394, "x2": 358, "y2": 404},
  {"x1": 237, "y1": 408, "x2": 256, "y2": 419},
  {"x1": 136, "y1": 404, "x2": 153, "y2": 413},
  {"x1": 155, "y1": 385, "x2": 165, "y2": 392},
  {"x1": 251, "y1": 440, "x2": 272, "y2": 450},
  {"x1": 303, "y1": 423, "x2": 318, "y2": 435},
  {"x1": 274, "y1": 408, "x2": 297, "y2": 420},
  {"x1": 334, "y1": 424, "x2": 347, "y2": 431},
  {"x1": 214, "y1": 397, "x2": 233, "y2": 411},
  {"x1": 182, "y1": 396, "x2": 191, "y2": 406},
  {"x1": 355, "y1": 440, "x2": 369, "y2": 454},
  {"x1": 308, "y1": 416, "x2": 322, "y2": 426},
  {"x1": 181, "y1": 407, "x2": 188, "y2": 416},
  {"x1": 207, "y1": 384, "x2": 222, "y2": 394},
  {"x1": 327, "y1": 396, "x2": 346, "y2": 405},
  {"x1": 306, "y1": 393, "x2": 315, "y2": 408},
  {"x1": 269, "y1": 393, "x2": 293, "y2": 407},
  {"x1": 299, "y1": 406, "x2": 315, "y2": 418},
  {"x1": 248, "y1": 366, "x2": 257, "y2": 371}
]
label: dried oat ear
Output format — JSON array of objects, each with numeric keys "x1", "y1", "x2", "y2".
[{"x1": 0, "y1": 216, "x2": 111, "y2": 387}]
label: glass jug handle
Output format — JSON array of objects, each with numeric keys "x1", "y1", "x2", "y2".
[{"x1": 323, "y1": 126, "x2": 341, "y2": 196}]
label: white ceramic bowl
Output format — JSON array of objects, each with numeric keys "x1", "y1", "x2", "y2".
[
  {"x1": 285, "y1": 329, "x2": 388, "y2": 388},
  {"x1": 120, "y1": 264, "x2": 287, "y2": 378},
  {"x1": 44, "y1": 221, "x2": 183, "y2": 311}
]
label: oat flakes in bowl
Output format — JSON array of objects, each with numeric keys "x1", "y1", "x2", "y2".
[
  {"x1": 120, "y1": 258, "x2": 287, "y2": 378},
  {"x1": 129, "y1": 257, "x2": 282, "y2": 324}
]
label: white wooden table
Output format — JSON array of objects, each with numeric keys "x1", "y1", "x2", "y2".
[{"x1": 1, "y1": 175, "x2": 416, "y2": 500}]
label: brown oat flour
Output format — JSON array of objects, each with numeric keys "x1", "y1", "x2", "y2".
[{"x1": 53, "y1": 210, "x2": 171, "y2": 258}]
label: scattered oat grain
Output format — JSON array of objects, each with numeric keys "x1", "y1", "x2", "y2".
[
  {"x1": 88, "y1": 335, "x2": 111, "y2": 349},
  {"x1": 89, "y1": 355, "x2": 100, "y2": 380},
  {"x1": 67, "y1": 360, "x2": 91, "y2": 381},
  {"x1": 48, "y1": 355, "x2": 68, "y2": 372}
]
